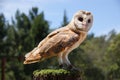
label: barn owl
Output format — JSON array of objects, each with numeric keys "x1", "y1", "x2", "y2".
[{"x1": 24, "y1": 10, "x2": 93, "y2": 69}]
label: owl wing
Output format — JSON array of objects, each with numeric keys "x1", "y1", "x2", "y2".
[
  {"x1": 25, "y1": 27, "x2": 68, "y2": 58},
  {"x1": 39, "y1": 29, "x2": 79, "y2": 56},
  {"x1": 37, "y1": 27, "x2": 69, "y2": 47},
  {"x1": 24, "y1": 27, "x2": 79, "y2": 64}
]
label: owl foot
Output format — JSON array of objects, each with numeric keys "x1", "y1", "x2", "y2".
[
  {"x1": 59, "y1": 64, "x2": 64, "y2": 68},
  {"x1": 67, "y1": 65, "x2": 81, "y2": 71}
]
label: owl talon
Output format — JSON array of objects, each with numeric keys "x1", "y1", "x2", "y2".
[
  {"x1": 67, "y1": 65, "x2": 73, "y2": 70},
  {"x1": 67, "y1": 65, "x2": 80, "y2": 71},
  {"x1": 59, "y1": 64, "x2": 64, "y2": 68}
]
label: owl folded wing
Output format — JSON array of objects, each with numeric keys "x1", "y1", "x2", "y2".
[{"x1": 38, "y1": 31, "x2": 79, "y2": 56}]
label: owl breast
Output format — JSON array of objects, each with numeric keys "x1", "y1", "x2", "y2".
[{"x1": 66, "y1": 32, "x2": 87, "y2": 54}]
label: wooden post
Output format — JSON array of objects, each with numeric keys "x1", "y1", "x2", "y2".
[
  {"x1": 1, "y1": 57, "x2": 6, "y2": 80},
  {"x1": 33, "y1": 69, "x2": 82, "y2": 80}
]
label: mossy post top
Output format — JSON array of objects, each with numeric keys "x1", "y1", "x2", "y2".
[{"x1": 33, "y1": 69, "x2": 82, "y2": 80}]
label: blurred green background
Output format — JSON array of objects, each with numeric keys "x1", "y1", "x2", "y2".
[{"x1": 0, "y1": 0, "x2": 120, "y2": 80}]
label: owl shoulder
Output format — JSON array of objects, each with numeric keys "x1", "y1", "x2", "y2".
[{"x1": 47, "y1": 27, "x2": 69, "y2": 38}]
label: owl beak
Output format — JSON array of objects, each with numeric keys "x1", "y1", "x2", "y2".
[{"x1": 82, "y1": 22, "x2": 87, "y2": 28}]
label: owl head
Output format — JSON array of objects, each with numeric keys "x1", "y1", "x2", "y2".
[{"x1": 70, "y1": 10, "x2": 93, "y2": 32}]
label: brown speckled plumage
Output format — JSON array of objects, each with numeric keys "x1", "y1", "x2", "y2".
[{"x1": 24, "y1": 10, "x2": 93, "y2": 68}]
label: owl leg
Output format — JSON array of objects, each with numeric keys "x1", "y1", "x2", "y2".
[
  {"x1": 62, "y1": 53, "x2": 71, "y2": 66},
  {"x1": 62, "y1": 52, "x2": 79, "y2": 71},
  {"x1": 58, "y1": 52, "x2": 64, "y2": 68},
  {"x1": 62, "y1": 52, "x2": 74, "y2": 70}
]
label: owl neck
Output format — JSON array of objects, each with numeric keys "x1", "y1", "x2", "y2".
[{"x1": 67, "y1": 22, "x2": 87, "y2": 35}]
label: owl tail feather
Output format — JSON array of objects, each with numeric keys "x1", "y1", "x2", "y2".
[{"x1": 23, "y1": 47, "x2": 42, "y2": 64}]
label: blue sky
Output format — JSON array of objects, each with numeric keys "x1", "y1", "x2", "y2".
[{"x1": 0, "y1": 0, "x2": 120, "y2": 36}]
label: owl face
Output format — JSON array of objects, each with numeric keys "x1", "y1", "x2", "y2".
[{"x1": 73, "y1": 10, "x2": 93, "y2": 32}]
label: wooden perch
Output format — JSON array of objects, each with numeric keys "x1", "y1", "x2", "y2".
[{"x1": 33, "y1": 69, "x2": 82, "y2": 80}]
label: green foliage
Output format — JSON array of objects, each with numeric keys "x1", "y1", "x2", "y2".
[
  {"x1": 30, "y1": 12, "x2": 49, "y2": 45},
  {"x1": 105, "y1": 33, "x2": 120, "y2": 79},
  {"x1": 0, "y1": 13, "x2": 6, "y2": 39},
  {"x1": 84, "y1": 67, "x2": 105, "y2": 80},
  {"x1": 0, "y1": 14, "x2": 7, "y2": 56},
  {"x1": 0, "y1": 7, "x2": 49, "y2": 80},
  {"x1": 61, "y1": 10, "x2": 69, "y2": 27}
]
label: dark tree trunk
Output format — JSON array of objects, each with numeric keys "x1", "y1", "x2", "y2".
[{"x1": 1, "y1": 58, "x2": 6, "y2": 80}]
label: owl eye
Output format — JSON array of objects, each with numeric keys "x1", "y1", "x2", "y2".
[
  {"x1": 78, "y1": 17, "x2": 83, "y2": 22},
  {"x1": 88, "y1": 19, "x2": 91, "y2": 23}
]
